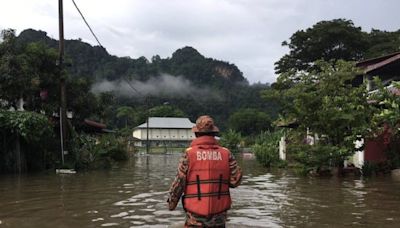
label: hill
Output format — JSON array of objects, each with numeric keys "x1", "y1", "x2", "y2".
[
  {"x1": 17, "y1": 29, "x2": 247, "y2": 86},
  {"x1": 14, "y1": 29, "x2": 276, "y2": 129}
]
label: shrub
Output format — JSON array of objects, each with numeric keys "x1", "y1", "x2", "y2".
[
  {"x1": 253, "y1": 131, "x2": 285, "y2": 167},
  {"x1": 288, "y1": 144, "x2": 346, "y2": 175},
  {"x1": 70, "y1": 132, "x2": 128, "y2": 170},
  {"x1": 220, "y1": 129, "x2": 243, "y2": 153}
]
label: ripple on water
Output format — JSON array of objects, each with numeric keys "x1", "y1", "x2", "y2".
[
  {"x1": 140, "y1": 208, "x2": 156, "y2": 212},
  {"x1": 152, "y1": 210, "x2": 182, "y2": 216},
  {"x1": 92, "y1": 218, "x2": 104, "y2": 222},
  {"x1": 87, "y1": 210, "x2": 99, "y2": 214},
  {"x1": 123, "y1": 215, "x2": 154, "y2": 222},
  {"x1": 130, "y1": 220, "x2": 145, "y2": 225},
  {"x1": 101, "y1": 223, "x2": 119, "y2": 226},
  {"x1": 110, "y1": 212, "x2": 129, "y2": 218}
]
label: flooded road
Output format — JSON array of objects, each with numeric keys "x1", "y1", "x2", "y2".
[{"x1": 1, "y1": 153, "x2": 400, "y2": 227}]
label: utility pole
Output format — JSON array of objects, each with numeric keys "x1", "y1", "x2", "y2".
[
  {"x1": 146, "y1": 115, "x2": 149, "y2": 154},
  {"x1": 59, "y1": 0, "x2": 67, "y2": 165},
  {"x1": 146, "y1": 97, "x2": 150, "y2": 154}
]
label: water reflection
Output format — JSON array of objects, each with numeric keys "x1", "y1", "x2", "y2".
[{"x1": 0, "y1": 154, "x2": 400, "y2": 227}]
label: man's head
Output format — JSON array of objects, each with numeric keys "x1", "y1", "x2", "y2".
[{"x1": 192, "y1": 115, "x2": 219, "y2": 137}]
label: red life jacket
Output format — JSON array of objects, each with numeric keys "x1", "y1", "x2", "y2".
[{"x1": 183, "y1": 137, "x2": 231, "y2": 216}]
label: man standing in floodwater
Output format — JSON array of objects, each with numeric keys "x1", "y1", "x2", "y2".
[{"x1": 167, "y1": 115, "x2": 242, "y2": 227}]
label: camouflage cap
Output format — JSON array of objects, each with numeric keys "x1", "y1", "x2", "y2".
[{"x1": 192, "y1": 115, "x2": 219, "y2": 133}]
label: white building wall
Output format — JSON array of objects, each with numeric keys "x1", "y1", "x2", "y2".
[
  {"x1": 170, "y1": 129, "x2": 178, "y2": 140},
  {"x1": 133, "y1": 128, "x2": 194, "y2": 141},
  {"x1": 161, "y1": 129, "x2": 169, "y2": 140},
  {"x1": 152, "y1": 129, "x2": 161, "y2": 140},
  {"x1": 133, "y1": 129, "x2": 142, "y2": 139}
]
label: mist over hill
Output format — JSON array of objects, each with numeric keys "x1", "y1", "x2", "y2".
[{"x1": 15, "y1": 29, "x2": 276, "y2": 128}]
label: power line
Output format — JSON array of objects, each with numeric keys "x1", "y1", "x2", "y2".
[
  {"x1": 71, "y1": 0, "x2": 144, "y2": 98},
  {"x1": 69, "y1": 0, "x2": 207, "y2": 113},
  {"x1": 123, "y1": 78, "x2": 143, "y2": 97},
  {"x1": 71, "y1": 0, "x2": 104, "y2": 48}
]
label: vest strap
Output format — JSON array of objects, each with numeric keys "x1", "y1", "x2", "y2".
[
  {"x1": 184, "y1": 191, "x2": 230, "y2": 199},
  {"x1": 218, "y1": 174, "x2": 223, "y2": 199},
  {"x1": 187, "y1": 179, "x2": 229, "y2": 185},
  {"x1": 196, "y1": 175, "x2": 201, "y2": 200}
]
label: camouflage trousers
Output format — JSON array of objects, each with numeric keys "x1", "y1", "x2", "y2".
[{"x1": 184, "y1": 211, "x2": 227, "y2": 227}]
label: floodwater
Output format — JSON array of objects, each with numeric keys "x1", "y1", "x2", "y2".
[{"x1": 0, "y1": 153, "x2": 400, "y2": 228}]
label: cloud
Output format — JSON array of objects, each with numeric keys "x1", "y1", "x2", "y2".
[
  {"x1": 91, "y1": 74, "x2": 222, "y2": 101},
  {"x1": 1, "y1": 0, "x2": 399, "y2": 84}
]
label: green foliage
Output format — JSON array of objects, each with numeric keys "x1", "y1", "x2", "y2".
[
  {"x1": 275, "y1": 19, "x2": 400, "y2": 75},
  {"x1": 228, "y1": 108, "x2": 272, "y2": 136},
  {"x1": 95, "y1": 134, "x2": 128, "y2": 162},
  {"x1": 275, "y1": 19, "x2": 368, "y2": 74},
  {"x1": 361, "y1": 161, "x2": 391, "y2": 176},
  {"x1": 288, "y1": 144, "x2": 344, "y2": 174},
  {"x1": 266, "y1": 61, "x2": 374, "y2": 156},
  {"x1": 0, "y1": 109, "x2": 56, "y2": 173},
  {"x1": 148, "y1": 105, "x2": 186, "y2": 118},
  {"x1": 71, "y1": 132, "x2": 128, "y2": 170},
  {"x1": 369, "y1": 80, "x2": 400, "y2": 127},
  {"x1": 0, "y1": 110, "x2": 54, "y2": 143},
  {"x1": 365, "y1": 29, "x2": 400, "y2": 58},
  {"x1": 368, "y1": 80, "x2": 400, "y2": 170},
  {"x1": 219, "y1": 129, "x2": 243, "y2": 153},
  {"x1": 116, "y1": 106, "x2": 136, "y2": 128},
  {"x1": 386, "y1": 134, "x2": 400, "y2": 169},
  {"x1": 253, "y1": 131, "x2": 284, "y2": 168},
  {"x1": 271, "y1": 19, "x2": 400, "y2": 174},
  {"x1": 0, "y1": 29, "x2": 60, "y2": 111},
  {"x1": 264, "y1": 60, "x2": 380, "y2": 172},
  {"x1": 13, "y1": 29, "x2": 276, "y2": 130}
]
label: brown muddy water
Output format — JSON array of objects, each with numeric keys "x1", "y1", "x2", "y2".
[{"x1": 0, "y1": 153, "x2": 400, "y2": 228}]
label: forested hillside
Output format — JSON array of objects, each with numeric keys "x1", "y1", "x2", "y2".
[{"x1": 14, "y1": 29, "x2": 276, "y2": 130}]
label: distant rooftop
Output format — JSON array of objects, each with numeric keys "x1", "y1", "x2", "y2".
[{"x1": 135, "y1": 117, "x2": 195, "y2": 129}]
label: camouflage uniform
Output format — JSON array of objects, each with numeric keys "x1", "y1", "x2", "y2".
[{"x1": 168, "y1": 150, "x2": 242, "y2": 227}]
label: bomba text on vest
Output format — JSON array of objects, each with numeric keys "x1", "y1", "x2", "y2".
[{"x1": 196, "y1": 150, "x2": 223, "y2": 161}]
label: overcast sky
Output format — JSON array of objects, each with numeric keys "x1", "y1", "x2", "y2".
[{"x1": 0, "y1": 0, "x2": 399, "y2": 83}]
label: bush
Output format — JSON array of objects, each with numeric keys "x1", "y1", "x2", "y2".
[
  {"x1": 70, "y1": 132, "x2": 128, "y2": 170},
  {"x1": 253, "y1": 131, "x2": 285, "y2": 167},
  {"x1": 288, "y1": 144, "x2": 346, "y2": 175},
  {"x1": 361, "y1": 161, "x2": 391, "y2": 176},
  {"x1": 220, "y1": 129, "x2": 243, "y2": 153},
  {"x1": 0, "y1": 110, "x2": 56, "y2": 173}
]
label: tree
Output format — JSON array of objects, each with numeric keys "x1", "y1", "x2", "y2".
[
  {"x1": 0, "y1": 29, "x2": 59, "y2": 111},
  {"x1": 365, "y1": 29, "x2": 400, "y2": 58},
  {"x1": 264, "y1": 60, "x2": 376, "y2": 168},
  {"x1": 116, "y1": 106, "x2": 136, "y2": 128},
  {"x1": 0, "y1": 29, "x2": 31, "y2": 107},
  {"x1": 275, "y1": 19, "x2": 369, "y2": 74},
  {"x1": 228, "y1": 108, "x2": 271, "y2": 136},
  {"x1": 148, "y1": 104, "x2": 186, "y2": 118}
]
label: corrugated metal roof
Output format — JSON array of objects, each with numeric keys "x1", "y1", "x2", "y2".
[{"x1": 135, "y1": 117, "x2": 195, "y2": 129}]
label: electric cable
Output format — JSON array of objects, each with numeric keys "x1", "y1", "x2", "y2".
[{"x1": 71, "y1": 0, "x2": 104, "y2": 48}]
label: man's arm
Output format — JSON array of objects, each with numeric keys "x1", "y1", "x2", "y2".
[
  {"x1": 229, "y1": 152, "x2": 242, "y2": 188},
  {"x1": 167, "y1": 152, "x2": 188, "y2": 210}
]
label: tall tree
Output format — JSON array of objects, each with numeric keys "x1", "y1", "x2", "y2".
[
  {"x1": 275, "y1": 19, "x2": 369, "y2": 74},
  {"x1": 365, "y1": 29, "x2": 400, "y2": 58},
  {"x1": 0, "y1": 29, "x2": 59, "y2": 110},
  {"x1": 228, "y1": 108, "x2": 272, "y2": 136}
]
